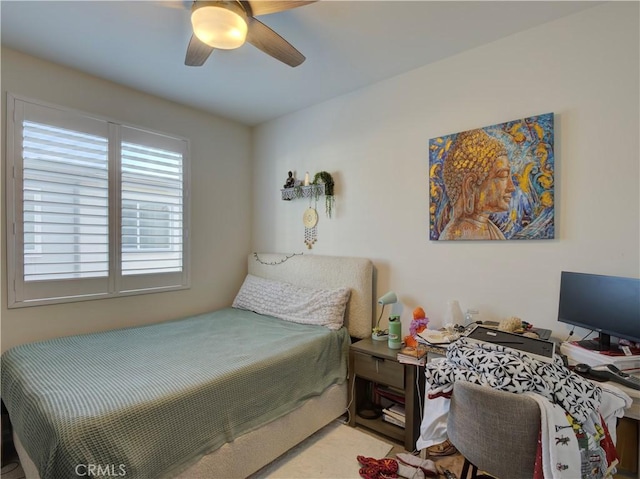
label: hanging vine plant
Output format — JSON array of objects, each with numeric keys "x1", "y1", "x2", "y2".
[{"x1": 312, "y1": 171, "x2": 335, "y2": 218}]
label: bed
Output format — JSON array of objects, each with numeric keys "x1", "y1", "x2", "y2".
[{"x1": 2, "y1": 253, "x2": 373, "y2": 479}]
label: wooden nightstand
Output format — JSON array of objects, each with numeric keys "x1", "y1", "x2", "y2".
[{"x1": 348, "y1": 338, "x2": 425, "y2": 452}]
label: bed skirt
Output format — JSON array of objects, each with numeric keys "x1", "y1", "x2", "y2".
[{"x1": 14, "y1": 382, "x2": 348, "y2": 479}]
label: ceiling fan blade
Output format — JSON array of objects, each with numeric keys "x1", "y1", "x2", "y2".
[
  {"x1": 245, "y1": 1, "x2": 316, "y2": 17},
  {"x1": 185, "y1": 34, "x2": 215, "y2": 66},
  {"x1": 246, "y1": 17, "x2": 305, "y2": 67},
  {"x1": 154, "y1": 1, "x2": 192, "y2": 10}
]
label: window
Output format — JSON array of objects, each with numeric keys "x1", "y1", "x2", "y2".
[{"x1": 6, "y1": 94, "x2": 190, "y2": 307}]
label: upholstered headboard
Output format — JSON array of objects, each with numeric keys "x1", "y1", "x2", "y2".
[{"x1": 248, "y1": 253, "x2": 373, "y2": 339}]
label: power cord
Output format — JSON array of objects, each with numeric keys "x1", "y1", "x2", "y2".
[
  {"x1": 564, "y1": 327, "x2": 574, "y2": 342},
  {"x1": 580, "y1": 329, "x2": 595, "y2": 341},
  {"x1": 412, "y1": 363, "x2": 425, "y2": 454},
  {"x1": 339, "y1": 373, "x2": 358, "y2": 425},
  {"x1": 415, "y1": 364, "x2": 423, "y2": 423}
]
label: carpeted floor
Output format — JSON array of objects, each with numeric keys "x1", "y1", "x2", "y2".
[
  {"x1": 375, "y1": 433, "x2": 466, "y2": 479},
  {"x1": 0, "y1": 421, "x2": 466, "y2": 479},
  {"x1": 247, "y1": 419, "x2": 466, "y2": 479},
  {"x1": 250, "y1": 420, "x2": 395, "y2": 478}
]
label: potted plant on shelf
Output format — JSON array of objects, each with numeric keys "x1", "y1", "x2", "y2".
[{"x1": 312, "y1": 171, "x2": 335, "y2": 218}]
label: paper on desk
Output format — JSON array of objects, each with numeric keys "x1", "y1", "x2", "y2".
[
  {"x1": 561, "y1": 342, "x2": 640, "y2": 370},
  {"x1": 417, "y1": 330, "x2": 457, "y2": 345}
]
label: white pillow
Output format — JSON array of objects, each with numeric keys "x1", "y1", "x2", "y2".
[{"x1": 232, "y1": 274, "x2": 351, "y2": 330}]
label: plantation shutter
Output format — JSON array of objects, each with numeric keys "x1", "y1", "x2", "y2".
[
  {"x1": 11, "y1": 99, "x2": 112, "y2": 303},
  {"x1": 118, "y1": 126, "x2": 188, "y2": 293},
  {"x1": 7, "y1": 95, "x2": 190, "y2": 307},
  {"x1": 23, "y1": 121, "x2": 109, "y2": 280}
]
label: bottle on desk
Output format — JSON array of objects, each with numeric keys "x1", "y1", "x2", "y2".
[
  {"x1": 388, "y1": 315, "x2": 402, "y2": 350},
  {"x1": 465, "y1": 309, "x2": 479, "y2": 327},
  {"x1": 445, "y1": 300, "x2": 464, "y2": 326}
]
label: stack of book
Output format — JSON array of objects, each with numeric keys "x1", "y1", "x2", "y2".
[
  {"x1": 374, "y1": 384, "x2": 405, "y2": 405},
  {"x1": 382, "y1": 403, "x2": 406, "y2": 428},
  {"x1": 397, "y1": 345, "x2": 427, "y2": 365},
  {"x1": 561, "y1": 342, "x2": 640, "y2": 368},
  {"x1": 373, "y1": 384, "x2": 406, "y2": 428}
]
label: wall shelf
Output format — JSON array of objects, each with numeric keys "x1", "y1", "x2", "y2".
[{"x1": 281, "y1": 184, "x2": 325, "y2": 201}]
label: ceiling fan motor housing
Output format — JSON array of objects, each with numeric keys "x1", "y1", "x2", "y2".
[
  {"x1": 191, "y1": 1, "x2": 248, "y2": 50},
  {"x1": 185, "y1": 0, "x2": 313, "y2": 67}
]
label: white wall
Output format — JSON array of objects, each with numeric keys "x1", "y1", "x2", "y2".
[
  {"x1": 252, "y1": 3, "x2": 640, "y2": 339},
  {"x1": 1, "y1": 48, "x2": 253, "y2": 352}
]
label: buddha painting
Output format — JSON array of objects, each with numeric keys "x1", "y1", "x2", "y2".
[
  {"x1": 439, "y1": 129, "x2": 515, "y2": 240},
  {"x1": 429, "y1": 113, "x2": 555, "y2": 241}
]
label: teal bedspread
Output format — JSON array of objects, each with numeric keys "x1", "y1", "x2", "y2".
[{"x1": 1, "y1": 308, "x2": 350, "y2": 479}]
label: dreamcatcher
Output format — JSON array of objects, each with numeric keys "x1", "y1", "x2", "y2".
[{"x1": 303, "y1": 206, "x2": 318, "y2": 249}]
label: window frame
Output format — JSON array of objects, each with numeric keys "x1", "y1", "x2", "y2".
[{"x1": 6, "y1": 93, "x2": 191, "y2": 308}]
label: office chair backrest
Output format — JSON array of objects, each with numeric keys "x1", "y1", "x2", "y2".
[{"x1": 447, "y1": 381, "x2": 541, "y2": 479}]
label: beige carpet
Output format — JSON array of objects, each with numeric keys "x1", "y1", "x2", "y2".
[
  {"x1": 249, "y1": 420, "x2": 394, "y2": 479},
  {"x1": 0, "y1": 424, "x2": 392, "y2": 479},
  {"x1": 1, "y1": 423, "x2": 393, "y2": 479},
  {"x1": 7, "y1": 422, "x2": 467, "y2": 479}
]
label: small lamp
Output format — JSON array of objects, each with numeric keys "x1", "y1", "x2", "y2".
[
  {"x1": 191, "y1": 2, "x2": 248, "y2": 50},
  {"x1": 372, "y1": 291, "x2": 398, "y2": 341}
]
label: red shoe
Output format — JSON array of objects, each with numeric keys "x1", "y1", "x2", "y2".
[
  {"x1": 357, "y1": 456, "x2": 380, "y2": 468},
  {"x1": 359, "y1": 466, "x2": 381, "y2": 479},
  {"x1": 357, "y1": 456, "x2": 399, "y2": 476},
  {"x1": 378, "y1": 458, "x2": 399, "y2": 475}
]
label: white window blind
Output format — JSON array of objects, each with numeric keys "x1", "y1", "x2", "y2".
[
  {"x1": 121, "y1": 138, "x2": 183, "y2": 276},
  {"x1": 22, "y1": 120, "x2": 109, "y2": 281},
  {"x1": 6, "y1": 95, "x2": 190, "y2": 307}
]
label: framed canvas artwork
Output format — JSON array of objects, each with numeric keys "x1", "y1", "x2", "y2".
[{"x1": 429, "y1": 113, "x2": 554, "y2": 241}]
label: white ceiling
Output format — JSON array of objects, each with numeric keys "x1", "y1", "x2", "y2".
[{"x1": 1, "y1": 1, "x2": 599, "y2": 126}]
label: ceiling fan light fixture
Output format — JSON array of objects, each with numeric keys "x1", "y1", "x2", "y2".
[{"x1": 191, "y1": 2, "x2": 248, "y2": 50}]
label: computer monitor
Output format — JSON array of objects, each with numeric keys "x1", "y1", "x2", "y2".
[{"x1": 558, "y1": 271, "x2": 640, "y2": 352}]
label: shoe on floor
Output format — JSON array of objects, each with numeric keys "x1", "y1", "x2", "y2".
[{"x1": 425, "y1": 439, "x2": 457, "y2": 457}]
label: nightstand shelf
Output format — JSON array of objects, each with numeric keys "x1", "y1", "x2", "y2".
[
  {"x1": 348, "y1": 338, "x2": 425, "y2": 451},
  {"x1": 355, "y1": 415, "x2": 405, "y2": 442}
]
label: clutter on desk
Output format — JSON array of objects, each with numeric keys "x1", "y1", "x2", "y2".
[
  {"x1": 421, "y1": 335, "x2": 634, "y2": 479},
  {"x1": 445, "y1": 299, "x2": 464, "y2": 326},
  {"x1": 561, "y1": 342, "x2": 640, "y2": 366},
  {"x1": 562, "y1": 338, "x2": 640, "y2": 381},
  {"x1": 411, "y1": 303, "x2": 554, "y2": 358},
  {"x1": 465, "y1": 324, "x2": 555, "y2": 362},
  {"x1": 571, "y1": 363, "x2": 640, "y2": 390},
  {"x1": 398, "y1": 306, "x2": 436, "y2": 363},
  {"x1": 417, "y1": 318, "x2": 466, "y2": 345},
  {"x1": 397, "y1": 345, "x2": 427, "y2": 366},
  {"x1": 417, "y1": 329, "x2": 460, "y2": 345},
  {"x1": 403, "y1": 307, "x2": 430, "y2": 349}
]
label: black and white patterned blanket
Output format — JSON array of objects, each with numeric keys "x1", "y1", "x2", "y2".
[
  {"x1": 424, "y1": 339, "x2": 630, "y2": 478},
  {"x1": 424, "y1": 338, "x2": 601, "y2": 423}
]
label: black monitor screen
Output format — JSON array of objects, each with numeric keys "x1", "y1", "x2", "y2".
[{"x1": 558, "y1": 271, "x2": 640, "y2": 351}]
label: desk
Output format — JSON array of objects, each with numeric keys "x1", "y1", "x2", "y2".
[
  {"x1": 614, "y1": 383, "x2": 640, "y2": 421},
  {"x1": 559, "y1": 342, "x2": 640, "y2": 418},
  {"x1": 600, "y1": 381, "x2": 639, "y2": 478},
  {"x1": 560, "y1": 342, "x2": 640, "y2": 477}
]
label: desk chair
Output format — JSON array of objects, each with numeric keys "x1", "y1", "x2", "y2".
[{"x1": 447, "y1": 381, "x2": 540, "y2": 479}]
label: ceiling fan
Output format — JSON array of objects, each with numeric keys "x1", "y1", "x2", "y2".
[{"x1": 185, "y1": 1, "x2": 315, "y2": 67}]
